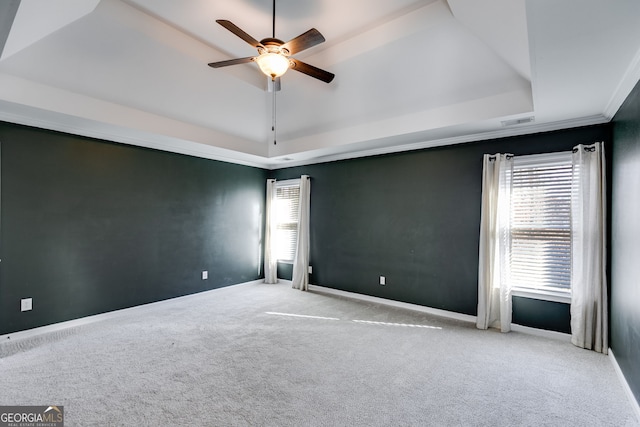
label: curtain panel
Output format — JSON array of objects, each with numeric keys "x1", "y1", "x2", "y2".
[
  {"x1": 476, "y1": 153, "x2": 514, "y2": 332},
  {"x1": 264, "y1": 179, "x2": 278, "y2": 284},
  {"x1": 292, "y1": 175, "x2": 311, "y2": 291},
  {"x1": 570, "y1": 142, "x2": 608, "y2": 353}
]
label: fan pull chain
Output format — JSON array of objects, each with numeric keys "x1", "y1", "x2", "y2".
[{"x1": 272, "y1": 90, "x2": 277, "y2": 145}]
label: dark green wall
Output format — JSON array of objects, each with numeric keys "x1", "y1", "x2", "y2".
[
  {"x1": 611, "y1": 79, "x2": 640, "y2": 404},
  {"x1": 0, "y1": 113, "x2": 624, "y2": 346},
  {"x1": 274, "y1": 125, "x2": 611, "y2": 332},
  {"x1": 512, "y1": 297, "x2": 571, "y2": 334},
  {"x1": 0, "y1": 122, "x2": 267, "y2": 335},
  {"x1": 277, "y1": 262, "x2": 293, "y2": 280}
]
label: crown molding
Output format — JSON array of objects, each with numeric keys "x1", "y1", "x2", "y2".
[
  {"x1": 604, "y1": 46, "x2": 640, "y2": 119},
  {"x1": 0, "y1": 108, "x2": 270, "y2": 169},
  {"x1": 267, "y1": 115, "x2": 609, "y2": 170},
  {"x1": 0, "y1": 105, "x2": 611, "y2": 172}
]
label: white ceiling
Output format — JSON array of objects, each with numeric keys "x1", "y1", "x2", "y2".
[{"x1": 1, "y1": 0, "x2": 639, "y2": 169}]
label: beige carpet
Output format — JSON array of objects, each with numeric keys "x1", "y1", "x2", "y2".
[{"x1": 1, "y1": 282, "x2": 637, "y2": 426}]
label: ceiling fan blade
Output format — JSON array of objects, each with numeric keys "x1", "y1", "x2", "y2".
[
  {"x1": 290, "y1": 58, "x2": 335, "y2": 83},
  {"x1": 216, "y1": 20, "x2": 263, "y2": 48},
  {"x1": 208, "y1": 57, "x2": 255, "y2": 68},
  {"x1": 281, "y1": 28, "x2": 325, "y2": 55},
  {"x1": 268, "y1": 77, "x2": 281, "y2": 92}
]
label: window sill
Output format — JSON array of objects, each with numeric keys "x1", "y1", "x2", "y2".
[
  {"x1": 277, "y1": 260, "x2": 294, "y2": 265},
  {"x1": 511, "y1": 288, "x2": 571, "y2": 304}
]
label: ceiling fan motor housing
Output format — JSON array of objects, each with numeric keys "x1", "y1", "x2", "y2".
[{"x1": 258, "y1": 39, "x2": 289, "y2": 55}]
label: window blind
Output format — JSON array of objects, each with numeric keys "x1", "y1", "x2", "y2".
[
  {"x1": 510, "y1": 153, "x2": 572, "y2": 294},
  {"x1": 275, "y1": 184, "x2": 300, "y2": 262}
]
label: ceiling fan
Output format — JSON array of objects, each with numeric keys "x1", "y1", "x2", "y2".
[{"x1": 207, "y1": 0, "x2": 335, "y2": 89}]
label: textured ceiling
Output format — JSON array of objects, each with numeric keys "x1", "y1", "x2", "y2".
[{"x1": 1, "y1": 0, "x2": 639, "y2": 168}]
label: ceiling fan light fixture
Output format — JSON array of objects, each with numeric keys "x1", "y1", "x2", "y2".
[{"x1": 256, "y1": 52, "x2": 290, "y2": 80}]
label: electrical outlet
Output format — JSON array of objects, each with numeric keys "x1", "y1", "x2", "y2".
[
  {"x1": 380, "y1": 276, "x2": 386, "y2": 285},
  {"x1": 308, "y1": 266, "x2": 313, "y2": 274},
  {"x1": 21, "y1": 298, "x2": 33, "y2": 312},
  {"x1": 202, "y1": 271, "x2": 208, "y2": 280}
]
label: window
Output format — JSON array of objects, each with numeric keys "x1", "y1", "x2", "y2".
[
  {"x1": 509, "y1": 152, "x2": 573, "y2": 300},
  {"x1": 274, "y1": 180, "x2": 300, "y2": 262}
]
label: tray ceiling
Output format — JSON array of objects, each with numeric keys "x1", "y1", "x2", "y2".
[{"x1": 1, "y1": 0, "x2": 639, "y2": 168}]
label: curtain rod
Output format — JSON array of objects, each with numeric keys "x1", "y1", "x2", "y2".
[
  {"x1": 488, "y1": 154, "x2": 514, "y2": 161},
  {"x1": 573, "y1": 146, "x2": 596, "y2": 153}
]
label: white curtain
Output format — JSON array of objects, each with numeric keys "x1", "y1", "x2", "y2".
[
  {"x1": 263, "y1": 179, "x2": 278, "y2": 284},
  {"x1": 476, "y1": 153, "x2": 514, "y2": 332},
  {"x1": 570, "y1": 143, "x2": 607, "y2": 353},
  {"x1": 292, "y1": 175, "x2": 310, "y2": 291}
]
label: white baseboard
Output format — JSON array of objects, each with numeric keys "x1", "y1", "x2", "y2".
[
  {"x1": 609, "y1": 348, "x2": 640, "y2": 423},
  {"x1": 3, "y1": 279, "x2": 582, "y2": 351},
  {"x1": 0, "y1": 279, "x2": 263, "y2": 343},
  {"x1": 308, "y1": 284, "x2": 576, "y2": 342},
  {"x1": 510, "y1": 323, "x2": 571, "y2": 342},
  {"x1": 307, "y1": 284, "x2": 477, "y2": 324}
]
